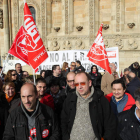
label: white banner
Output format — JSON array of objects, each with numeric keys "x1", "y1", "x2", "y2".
[{"x1": 3, "y1": 47, "x2": 119, "y2": 74}]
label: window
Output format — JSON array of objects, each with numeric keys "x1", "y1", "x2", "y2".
[{"x1": 29, "y1": 6, "x2": 36, "y2": 23}]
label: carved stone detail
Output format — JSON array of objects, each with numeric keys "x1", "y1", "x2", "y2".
[
  {"x1": 114, "y1": 35, "x2": 123, "y2": 49},
  {"x1": 49, "y1": 41, "x2": 60, "y2": 51},
  {"x1": 46, "y1": 35, "x2": 89, "y2": 41},
  {"x1": 65, "y1": 0, "x2": 68, "y2": 34},
  {"x1": 102, "y1": 24, "x2": 109, "y2": 30},
  {"x1": 54, "y1": 27, "x2": 60, "y2": 32},
  {"x1": 116, "y1": 0, "x2": 120, "y2": 32},
  {"x1": 128, "y1": 38, "x2": 138, "y2": 50},
  {"x1": 0, "y1": 9, "x2": 3, "y2": 29},
  {"x1": 104, "y1": 39, "x2": 109, "y2": 48},
  {"x1": 76, "y1": 26, "x2": 83, "y2": 31},
  {"x1": 89, "y1": 0, "x2": 94, "y2": 45},
  {"x1": 127, "y1": 23, "x2": 135, "y2": 29},
  {"x1": 61, "y1": 40, "x2": 71, "y2": 50},
  {"x1": 75, "y1": 40, "x2": 85, "y2": 50}
]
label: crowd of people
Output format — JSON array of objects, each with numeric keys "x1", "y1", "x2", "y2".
[{"x1": 0, "y1": 60, "x2": 140, "y2": 140}]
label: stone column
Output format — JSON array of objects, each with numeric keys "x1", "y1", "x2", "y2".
[
  {"x1": 3, "y1": 0, "x2": 10, "y2": 53},
  {"x1": 69, "y1": 0, "x2": 74, "y2": 33}
]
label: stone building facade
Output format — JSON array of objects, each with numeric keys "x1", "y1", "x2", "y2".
[{"x1": 0, "y1": 0, "x2": 140, "y2": 73}]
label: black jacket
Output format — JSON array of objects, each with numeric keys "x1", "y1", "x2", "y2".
[
  {"x1": 126, "y1": 77, "x2": 140, "y2": 98},
  {"x1": 3, "y1": 102, "x2": 60, "y2": 140},
  {"x1": 64, "y1": 85, "x2": 76, "y2": 97},
  {"x1": 74, "y1": 65, "x2": 85, "y2": 73},
  {"x1": 61, "y1": 89, "x2": 117, "y2": 140},
  {"x1": 117, "y1": 105, "x2": 140, "y2": 140},
  {"x1": 89, "y1": 72, "x2": 102, "y2": 89},
  {"x1": 45, "y1": 75, "x2": 66, "y2": 89}
]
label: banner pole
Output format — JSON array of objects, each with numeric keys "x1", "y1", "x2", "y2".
[
  {"x1": 1, "y1": 53, "x2": 9, "y2": 76},
  {"x1": 24, "y1": 0, "x2": 26, "y2": 4},
  {"x1": 33, "y1": 69, "x2": 36, "y2": 85}
]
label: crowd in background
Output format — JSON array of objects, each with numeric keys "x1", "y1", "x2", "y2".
[{"x1": 0, "y1": 61, "x2": 140, "y2": 140}]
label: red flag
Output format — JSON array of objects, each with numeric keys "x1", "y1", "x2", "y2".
[
  {"x1": 8, "y1": 26, "x2": 30, "y2": 65},
  {"x1": 87, "y1": 23, "x2": 111, "y2": 74},
  {"x1": 24, "y1": 2, "x2": 48, "y2": 70}
]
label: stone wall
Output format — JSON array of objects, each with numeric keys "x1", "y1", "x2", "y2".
[{"x1": 0, "y1": 0, "x2": 140, "y2": 74}]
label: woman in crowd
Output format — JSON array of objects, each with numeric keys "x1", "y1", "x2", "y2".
[
  {"x1": 61, "y1": 62, "x2": 69, "y2": 78},
  {"x1": 4, "y1": 70, "x2": 23, "y2": 93},
  {"x1": 0, "y1": 82, "x2": 20, "y2": 113},
  {"x1": 40, "y1": 70, "x2": 46, "y2": 79},
  {"x1": 89, "y1": 65, "x2": 102, "y2": 89}
]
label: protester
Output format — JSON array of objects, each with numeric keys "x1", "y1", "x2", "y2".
[
  {"x1": 0, "y1": 82, "x2": 20, "y2": 113},
  {"x1": 22, "y1": 71, "x2": 29, "y2": 79},
  {"x1": 0, "y1": 66, "x2": 5, "y2": 83},
  {"x1": 45, "y1": 65, "x2": 66, "y2": 89},
  {"x1": 36, "y1": 78, "x2": 54, "y2": 109},
  {"x1": 65, "y1": 72, "x2": 76, "y2": 96},
  {"x1": 4, "y1": 70, "x2": 23, "y2": 93},
  {"x1": 129, "y1": 61, "x2": 140, "y2": 78},
  {"x1": 3, "y1": 83, "x2": 60, "y2": 140},
  {"x1": 125, "y1": 72, "x2": 140, "y2": 98},
  {"x1": 61, "y1": 62, "x2": 69, "y2": 78},
  {"x1": 70, "y1": 62, "x2": 76, "y2": 72},
  {"x1": 74, "y1": 60, "x2": 85, "y2": 73},
  {"x1": 61, "y1": 71, "x2": 117, "y2": 140},
  {"x1": 117, "y1": 88, "x2": 140, "y2": 140},
  {"x1": 122, "y1": 68, "x2": 131, "y2": 85},
  {"x1": 49, "y1": 79, "x2": 66, "y2": 118},
  {"x1": 40, "y1": 70, "x2": 46, "y2": 79},
  {"x1": 15, "y1": 63, "x2": 23, "y2": 81},
  {"x1": 89, "y1": 65, "x2": 102, "y2": 89},
  {"x1": 101, "y1": 63, "x2": 119, "y2": 95},
  {"x1": 105, "y1": 79, "x2": 135, "y2": 116}
]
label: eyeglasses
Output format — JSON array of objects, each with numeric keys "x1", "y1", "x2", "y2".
[
  {"x1": 71, "y1": 65, "x2": 76, "y2": 67},
  {"x1": 74, "y1": 82, "x2": 86, "y2": 87},
  {"x1": 67, "y1": 80, "x2": 74, "y2": 83},
  {"x1": 5, "y1": 87, "x2": 15, "y2": 91},
  {"x1": 12, "y1": 74, "x2": 17, "y2": 76}
]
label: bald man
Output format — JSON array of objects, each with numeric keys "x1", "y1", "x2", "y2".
[
  {"x1": 101, "y1": 63, "x2": 119, "y2": 95},
  {"x1": 65, "y1": 72, "x2": 76, "y2": 96},
  {"x1": 3, "y1": 83, "x2": 60, "y2": 140},
  {"x1": 126, "y1": 72, "x2": 140, "y2": 98}
]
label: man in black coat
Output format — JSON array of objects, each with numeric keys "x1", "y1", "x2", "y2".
[
  {"x1": 3, "y1": 83, "x2": 60, "y2": 140},
  {"x1": 117, "y1": 88, "x2": 140, "y2": 140},
  {"x1": 126, "y1": 72, "x2": 140, "y2": 98},
  {"x1": 129, "y1": 62, "x2": 140, "y2": 78},
  {"x1": 74, "y1": 60, "x2": 85, "y2": 73},
  {"x1": 61, "y1": 72, "x2": 117, "y2": 140},
  {"x1": 45, "y1": 65, "x2": 66, "y2": 89}
]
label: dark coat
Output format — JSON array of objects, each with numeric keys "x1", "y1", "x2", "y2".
[
  {"x1": 0, "y1": 91, "x2": 8, "y2": 140},
  {"x1": 61, "y1": 89, "x2": 117, "y2": 140},
  {"x1": 0, "y1": 92, "x2": 20, "y2": 113},
  {"x1": 45, "y1": 75, "x2": 66, "y2": 89},
  {"x1": 3, "y1": 102, "x2": 60, "y2": 140},
  {"x1": 89, "y1": 72, "x2": 102, "y2": 89},
  {"x1": 117, "y1": 105, "x2": 140, "y2": 140},
  {"x1": 126, "y1": 77, "x2": 140, "y2": 98},
  {"x1": 74, "y1": 65, "x2": 85, "y2": 73},
  {"x1": 129, "y1": 64, "x2": 140, "y2": 78},
  {"x1": 61, "y1": 68, "x2": 70, "y2": 78},
  {"x1": 13, "y1": 80, "x2": 23, "y2": 94},
  {"x1": 64, "y1": 85, "x2": 76, "y2": 97}
]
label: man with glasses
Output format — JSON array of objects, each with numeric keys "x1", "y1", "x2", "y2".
[
  {"x1": 65, "y1": 72, "x2": 76, "y2": 96},
  {"x1": 61, "y1": 71, "x2": 117, "y2": 140},
  {"x1": 22, "y1": 71, "x2": 29, "y2": 79}
]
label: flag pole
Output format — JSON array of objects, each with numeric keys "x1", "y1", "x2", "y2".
[
  {"x1": 33, "y1": 69, "x2": 36, "y2": 85},
  {"x1": 1, "y1": 53, "x2": 10, "y2": 76},
  {"x1": 24, "y1": 0, "x2": 26, "y2": 4}
]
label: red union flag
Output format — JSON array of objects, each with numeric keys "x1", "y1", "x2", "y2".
[
  {"x1": 87, "y1": 23, "x2": 111, "y2": 74},
  {"x1": 24, "y1": 2, "x2": 48, "y2": 70},
  {"x1": 8, "y1": 26, "x2": 30, "y2": 65}
]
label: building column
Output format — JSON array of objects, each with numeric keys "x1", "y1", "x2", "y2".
[{"x1": 3, "y1": 0, "x2": 10, "y2": 53}]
